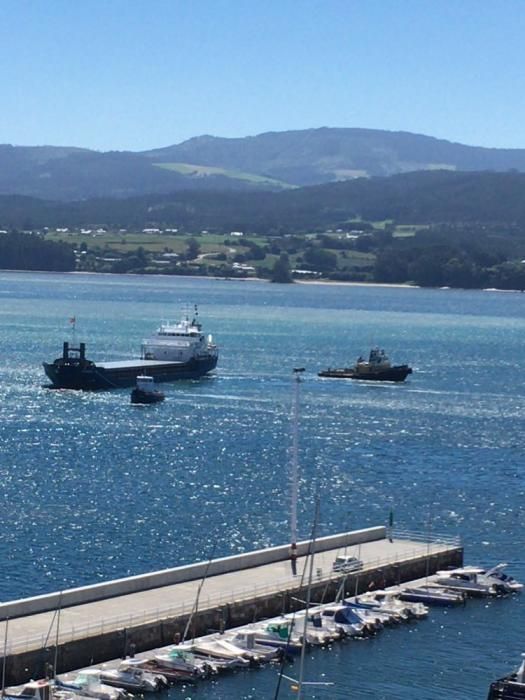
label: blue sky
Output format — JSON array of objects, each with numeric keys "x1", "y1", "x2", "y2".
[{"x1": 1, "y1": 0, "x2": 524, "y2": 151}]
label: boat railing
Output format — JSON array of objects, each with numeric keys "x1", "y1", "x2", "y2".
[
  {"x1": 393, "y1": 528, "x2": 462, "y2": 546},
  {"x1": 3, "y1": 537, "x2": 462, "y2": 655}
]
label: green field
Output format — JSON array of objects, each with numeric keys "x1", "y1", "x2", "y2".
[
  {"x1": 393, "y1": 224, "x2": 429, "y2": 237},
  {"x1": 46, "y1": 229, "x2": 376, "y2": 279},
  {"x1": 155, "y1": 162, "x2": 293, "y2": 189}
]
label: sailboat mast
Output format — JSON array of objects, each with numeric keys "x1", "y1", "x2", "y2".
[
  {"x1": 53, "y1": 592, "x2": 63, "y2": 680},
  {"x1": 1, "y1": 617, "x2": 8, "y2": 700},
  {"x1": 296, "y1": 498, "x2": 320, "y2": 700},
  {"x1": 290, "y1": 368, "x2": 304, "y2": 575}
]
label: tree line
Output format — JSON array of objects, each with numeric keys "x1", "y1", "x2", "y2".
[
  {"x1": 0, "y1": 231, "x2": 75, "y2": 271},
  {"x1": 3, "y1": 170, "x2": 525, "y2": 233}
]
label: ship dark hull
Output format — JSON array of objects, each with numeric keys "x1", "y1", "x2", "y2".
[
  {"x1": 131, "y1": 388, "x2": 165, "y2": 404},
  {"x1": 44, "y1": 355, "x2": 218, "y2": 390},
  {"x1": 318, "y1": 365, "x2": 412, "y2": 382},
  {"x1": 487, "y1": 677, "x2": 525, "y2": 700}
]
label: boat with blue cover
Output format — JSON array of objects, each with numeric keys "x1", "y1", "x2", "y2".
[{"x1": 43, "y1": 309, "x2": 218, "y2": 390}]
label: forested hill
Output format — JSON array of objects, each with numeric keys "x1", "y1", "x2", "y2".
[
  {"x1": 143, "y1": 128, "x2": 525, "y2": 185},
  {"x1": 4, "y1": 128, "x2": 525, "y2": 200},
  {"x1": 3, "y1": 170, "x2": 525, "y2": 231}
]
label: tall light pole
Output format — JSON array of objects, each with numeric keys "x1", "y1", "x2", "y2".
[{"x1": 290, "y1": 367, "x2": 305, "y2": 575}]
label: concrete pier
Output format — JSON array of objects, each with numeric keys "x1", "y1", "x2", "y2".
[{"x1": 0, "y1": 528, "x2": 462, "y2": 685}]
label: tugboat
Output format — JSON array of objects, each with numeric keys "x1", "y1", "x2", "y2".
[
  {"x1": 487, "y1": 654, "x2": 525, "y2": 699},
  {"x1": 43, "y1": 307, "x2": 218, "y2": 390},
  {"x1": 131, "y1": 375, "x2": 165, "y2": 404},
  {"x1": 318, "y1": 348, "x2": 412, "y2": 382}
]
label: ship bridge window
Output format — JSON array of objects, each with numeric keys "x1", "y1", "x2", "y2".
[{"x1": 160, "y1": 332, "x2": 191, "y2": 337}]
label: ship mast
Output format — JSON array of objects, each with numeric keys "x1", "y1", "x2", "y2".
[{"x1": 290, "y1": 367, "x2": 304, "y2": 575}]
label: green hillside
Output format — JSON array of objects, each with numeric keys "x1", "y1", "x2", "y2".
[
  {"x1": 142, "y1": 128, "x2": 525, "y2": 186},
  {"x1": 155, "y1": 162, "x2": 292, "y2": 188},
  {"x1": 3, "y1": 128, "x2": 525, "y2": 200}
]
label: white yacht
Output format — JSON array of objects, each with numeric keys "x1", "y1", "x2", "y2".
[
  {"x1": 435, "y1": 566, "x2": 515, "y2": 596},
  {"x1": 474, "y1": 563, "x2": 523, "y2": 592}
]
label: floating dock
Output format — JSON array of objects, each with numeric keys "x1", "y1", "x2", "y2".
[{"x1": 0, "y1": 527, "x2": 462, "y2": 685}]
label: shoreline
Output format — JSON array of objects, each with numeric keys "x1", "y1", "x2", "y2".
[
  {"x1": 295, "y1": 279, "x2": 419, "y2": 289},
  {"x1": 1, "y1": 268, "x2": 523, "y2": 292}
]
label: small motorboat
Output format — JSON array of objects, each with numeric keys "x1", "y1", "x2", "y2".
[
  {"x1": 399, "y1": 585, "x2": 466, "y2": 606},
  {"x1": 4, "y1": 681, "x2": 55, "y2": 700},
  {"x1": 318, "y1": 347, "x2": 412, "y2": 382},
  {"x1": 124, "y1": 658, "x2": 199, "y2": 683},
  {"x1": 225, "y1": 631, "x2": 281, "y2": 660},
  {"x1": 185, "y1": 640, "x2": 251, "y2": 668},
  {"x1": 342, "y1": 600, "x2": 390, "y2": 630},
  {"x1": 487, "y1": 653, "x2": 525, "y2": 699},
  {"x1": 247, "y1": 621, "x2": 303, "y2": 654},
  {"x1": 176, "y1": 644, "x2": 247, "y2": 672},
  {"x1": 130, "y1": 376, "x2": 165, "y2": 404},
  {"x1": 98, "y1": 664, "x2": 167, "y2": 693},
  {"x1": 283, "y1": 611, "x2": 339, "y2": 645},
  {"x1": 55, "y1": 671, "x2": 132, "y2": 700},
  {"x1": 473, "y1": 563, "x2": 523, "y2": 592},
  {"x1": 199, "y1": 636, "x2": 270, "y2": 665},
  {"x1": 154, "y1": 647, "x2": 217, "y2": 676},
  {"x1": 316, "y1": 604, "x2": 367, "y2": 638},
  {"x1": 435, "y1": 567, "x2": 513, "y2": 597},
  {"x1": 357, "y1": 591, "x2": 429, "y2": 621}
]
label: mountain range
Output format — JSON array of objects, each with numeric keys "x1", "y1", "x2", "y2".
[{"x1": 3, "y1": 128, "x2": 525, "y2": 201}]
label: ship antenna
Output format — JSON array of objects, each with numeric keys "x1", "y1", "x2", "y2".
[{"x1": 290, "y1": 367, "x2": 305, "y2": 576}]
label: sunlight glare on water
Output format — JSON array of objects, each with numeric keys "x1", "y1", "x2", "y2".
[{"x1": 0, "y1": 272, "x2": 524, "y2": 699}]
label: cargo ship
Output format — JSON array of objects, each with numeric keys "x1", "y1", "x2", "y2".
[{"x1": 43, "y1": 310, "x2": 218, "y2": 390}]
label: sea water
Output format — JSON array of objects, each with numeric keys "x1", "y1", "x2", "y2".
[{"x1": 0, "y1": 271, "x2": 523, "y2": 699}]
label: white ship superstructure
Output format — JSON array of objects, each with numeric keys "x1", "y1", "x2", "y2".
[{"x1": 141, "y1": 308, "x2": 218, "y2": 364}]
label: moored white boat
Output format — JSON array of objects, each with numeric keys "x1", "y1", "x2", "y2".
[
  {"x1": 435, "y1": 567, "x2": 516, "y2": 596},
  {"x1": 342, "y1": 600, "x2": 389, "y2": 630},
  {"x1": 55, "y1": 671, "x2": 131, "y2": 700},
  {"x1": 154, "y1": 648, "x2": 218, "y2": 676},
  {"x1": 357, "y1": 591, "x2": 429, "y2": 621},
  {"x1": 225, "y1": 631, "x2": 282, "y2": 660},
  {"x1": 245, "y1": 621, "x2": 303, "y2": 654},
  {"x1": 472, "y1": 563, "x2": 523, "y2": 593},
  {"x1": 398, "y1": 584, "x2": 465, "y2": 606},
  {"x1": 5, "y1": 680, "x2": 82, "y2": 700},
  {"x1": 283, "y1": 611, "x2": 339, "y2": 645},
  {"x1": 98, "y1": 664, "x2": 166, "y2": 693},
  {"x1": 316, "y1": 604, "x2": 368, "y2": 637},
  {"x1": 185, "y1": 639, "x2": 251, "y2": 667},
  {"x1": 123, "y1": 658, "x2": 199, "y2": 683}
]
